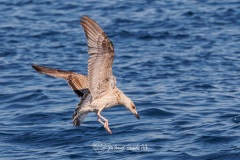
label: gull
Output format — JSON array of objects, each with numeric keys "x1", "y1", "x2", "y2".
[{"x1": 32, "y1": 15, "x2": 140, "y2": 134}]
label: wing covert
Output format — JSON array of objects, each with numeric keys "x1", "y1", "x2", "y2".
[{"x1": 80, "y1": 16, "x2": 116, "y2": 100}]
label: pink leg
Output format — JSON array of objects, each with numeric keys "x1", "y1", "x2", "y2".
[
  {"x1": 97, "y1": 112, "x2": 112, "y2": 134},
  {"x1": 97, "y1": 118, "x2": 104, "y2": 125}
]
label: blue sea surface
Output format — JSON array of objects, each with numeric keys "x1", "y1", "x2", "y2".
[{"x1": 1, "y1": 0, "x2": 240, "y2": 159}]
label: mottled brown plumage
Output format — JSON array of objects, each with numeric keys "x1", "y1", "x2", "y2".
[
  {"x1": 81, "y1": 16, "x2": 115, "y2": 100},
  {"x1": 32, "y1": 64, "x2": 88, "y2": 97},
  {"x1": 32, "y1": 16, "x2": 140, "y2": 134}
]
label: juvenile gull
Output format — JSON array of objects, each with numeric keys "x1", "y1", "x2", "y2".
[{"x1": 32, "y1": 16, "x2": 140, "y2": 134}]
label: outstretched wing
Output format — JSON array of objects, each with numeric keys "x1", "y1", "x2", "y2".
[
  {"x1": 32, "y1": 64, "x2": 88, "y2": 97},
  {"x1": 80, "y1": 16, "x2": 116, "y2": 100},
  {"x1": 72, "y1": 89, "x2": 92, "y2": 126}
]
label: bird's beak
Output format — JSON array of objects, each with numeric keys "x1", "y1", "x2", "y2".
[{"x1": 134, "y1": 112, "x2": 140, "y2": 120}]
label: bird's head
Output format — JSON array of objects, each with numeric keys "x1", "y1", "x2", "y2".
[{"x1": 123, "y1": 96, "x2": 140, "y2": 120}]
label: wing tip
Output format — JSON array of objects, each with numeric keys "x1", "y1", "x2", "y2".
[
  {"x1": 31, "y1": 64, "x2": 42, "y2": 72},
  {"x1": 31, "y1": 64, "x2": 56, "y2": 75},
  {"x1": 31, "y1": 63, "x2": 37, "y2": 68},
  {"x1": 80, "y1": 15, "x2": 90, "y2": 23}
]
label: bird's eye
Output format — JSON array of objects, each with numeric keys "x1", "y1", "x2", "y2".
[{"x1": 132, "y1": 106, "x2": 136, "y2": 109}]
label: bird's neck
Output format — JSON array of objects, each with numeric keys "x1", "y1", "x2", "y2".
[{"x1": 113, "y1": 87, "x2": 129, "y2": 106}]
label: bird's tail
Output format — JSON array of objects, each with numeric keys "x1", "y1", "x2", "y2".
[
  {"x1": 72, "y1": 108, "x2": 88, "y2": 126},
  {"x1": 72, "y1": 91, "x2": 91, "y2": 126}
]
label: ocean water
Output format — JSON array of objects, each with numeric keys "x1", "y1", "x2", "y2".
[{"x1": 1, "y1": 0, "x2": 240, "y2": 159}]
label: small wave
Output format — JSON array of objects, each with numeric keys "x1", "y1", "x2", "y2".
[
  {"x1": 182, "y1": 11, "x2": 194, "y2": 16},
  {"x1": 1, "y1": 90, "x2": 48, "y2": 104},
  {"x1": 194, "y1": 84, "x2": 216, "y2": 89},
  {"x1": 15, "y1": 112, "x2": 51, "y2": 122},
  {"x1": 232, "y1": 116, "x2": 240, "y2": 124},
  {"x1": 140, "y1": 108, "x2": 176, "y2": 117},
  {"x1": 196, "y1": 135, "x2": 235, "y2": 143}
]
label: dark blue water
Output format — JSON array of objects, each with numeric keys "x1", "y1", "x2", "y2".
[{"x1": 1, "y1": 0, "x2": 240, "y2": 159}]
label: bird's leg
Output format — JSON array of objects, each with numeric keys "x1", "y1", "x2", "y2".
[
  {"x1": 97, "y1": 111, "x2": 112, "y2": 134},
  {"x1": 97, "y1": 117, "x2": 105, "y2": 125}
]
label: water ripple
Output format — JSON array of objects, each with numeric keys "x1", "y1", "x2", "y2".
[{"x1": 1, "y1": 0, "x2": 240, "y2": 159}]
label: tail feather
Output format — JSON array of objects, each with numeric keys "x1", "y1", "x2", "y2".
[
  {"x1": 73, "y1": 110, "x2": 88, "y2": 126},
  {"x1": 72, "y1": 89, "x2": 91, "y2": 126}
]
